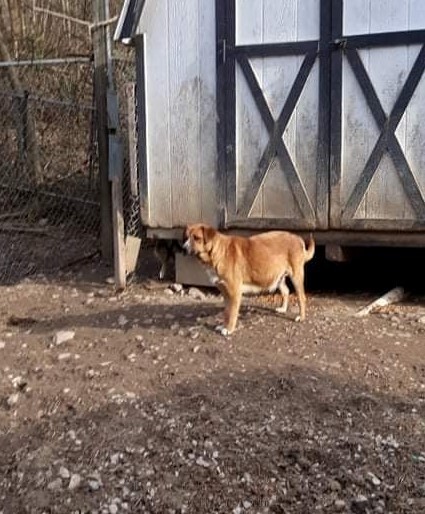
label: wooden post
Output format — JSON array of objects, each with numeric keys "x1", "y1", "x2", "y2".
[
  {"x1": 125, "y1": 82, "x2": 142, "y2": 276},
  {"x1": 108, "y1": 90, "x2": 126, "y2": 290},
  {"x1": 92, "y1": 0, "x2": 113, "y2": 261}
]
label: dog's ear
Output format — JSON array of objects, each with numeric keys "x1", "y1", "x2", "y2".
[{"x1": 202, "y1": 225, "x2": 216, "y2": 244}]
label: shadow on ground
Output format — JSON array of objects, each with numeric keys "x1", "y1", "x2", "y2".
[{"x1": 1, "y1": 365, "x2": 424, "y2": 513}]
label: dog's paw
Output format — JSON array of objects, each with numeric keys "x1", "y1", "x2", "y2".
[
  {"x1": 275, "y1": 306, "x2": 287, "y2": 314},
  {"x1": 215, "y1": 325, "x2": 231, "y2": 337},
  {"x1": 294, "y1": 315, "x2": 304, "y2": 322}
]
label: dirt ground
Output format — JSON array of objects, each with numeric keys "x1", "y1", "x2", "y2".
[{"x1": 0, "y1": 250, "x2": 425, "y2": 514}]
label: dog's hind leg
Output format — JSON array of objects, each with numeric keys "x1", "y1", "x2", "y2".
[
  {"x1": 276, "y1": 278, "x2": 290, "y2": 314},
  {"x1": 290, "y1": 268, "x2": 306, "y2": 322}
]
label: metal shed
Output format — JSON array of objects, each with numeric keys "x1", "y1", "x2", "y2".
[{"x1": 115, "y1": 0, "x2": 425, "y2": 250}]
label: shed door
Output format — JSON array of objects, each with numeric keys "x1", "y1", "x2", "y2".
[
  {"x1": 331, "y1": 0, "x2": 425, "y2": 230},
  {"x1": 218, "y1": 0, "x2": 330, "y2": 230}
]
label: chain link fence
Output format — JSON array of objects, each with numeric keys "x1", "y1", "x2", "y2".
[
  {"x1": 0, "y1": 61, "x2": 100, "y2": 282},
  {"x1": 112, "y1": 52, "x2": 147, "y2": 283}
]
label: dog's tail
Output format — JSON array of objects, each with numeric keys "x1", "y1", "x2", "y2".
[{"x1": 304, "y1": 233, "x2": 315, "y2": 262}]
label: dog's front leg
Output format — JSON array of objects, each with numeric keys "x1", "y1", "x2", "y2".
[
  {"x1": 215, "y1": 282, "x2": 230, "y2": 332},
  {"x1": 222, "y1": 283, "x2": 242, "y2": 336}
]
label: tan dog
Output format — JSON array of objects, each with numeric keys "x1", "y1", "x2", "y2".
[{"x1": 183, "y1": 224, "x2": 315, "y2": 336}]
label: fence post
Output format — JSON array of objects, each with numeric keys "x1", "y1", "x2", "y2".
[
  {"x1": 124, "y1": 82, "x2": 142, "y2": 276},
  {"x1": 92, "y1": 0, "x2": 113, "y2": 262}
]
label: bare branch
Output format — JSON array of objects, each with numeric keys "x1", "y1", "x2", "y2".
[
  {"x1": 33, "y1": 6, "x2": 90, "y2": 27},
  {"x1": 90, "y1": 15, "x2": 119, "y2": 31},
  {"x1": 32, "y1": 6, "x2": 118, "y2": 34}
]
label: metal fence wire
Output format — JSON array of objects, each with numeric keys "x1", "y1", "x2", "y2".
[
  {"x1": 0, "y1": 62, "x2": 100, "y2": 283},
  {"x1": 112, "y1": 53, "x2": 146, "y2": 283}
]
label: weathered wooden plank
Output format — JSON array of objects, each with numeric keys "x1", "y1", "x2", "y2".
[
  {"x1": 292, "y1": 0, "x2": 321, "y2": 224},
  {"x1": 338, "y1": 0, "x2": 425, "y2": 228},
  {"x1": 216, "y1": 0, "x2": 229, "y2": 226},
  {"x1": 316, "y1": 0, "x2": 332, "y2": 229},
  {"x1": 199, "y1": 0, "x2": 218, "y2": 225},
  {"x1": 168, "y1": 0, "x2": 202, "y2": 226},
  {"x1": 125, "y1": 235, "x2": 142, "y2": 275},
  {"x1": 364, "y1": 0, "x2": 409, "y2": 221},
  {"x1": 139, "y1": 0, "x2": 172, "y2": 227},
  {"x1": 233, "y1": 41, "x2": 317, "y2": 57},
  {"x1": 147, "y1": 226, "x2": 425, "y2": 245},
  {"x1": 343, "y1": 43, "x2": 425, "y2": 221},
  {"x1": 224, "y1": 0, "x2": 237, "y2": 221},
  {"x1": 342, "y1": 30, "x2": 425, "y2": 48},
  {"x1": 134, "y1": 36, "x2": 149, "y2": 221},
  {"x1": 262, "y1": 0, "x2": 300, "y2": 219},
  {"x1": 404, "y1": 2, "x2": 425, "y2": 213},
  {"x1": 109, "y1": 134, "x2": 126, "y2": 290},
  {"x1": 92, "y1": 0, "x2": 113, "y2": 260},
  {"x1": 329, "y1": 0, "x2": 343, "y2": 228},
  {"x1": 235, "y1": 0, "x2": 264, "y2": 217},
  {"x1": 236, "y1": 53, "x2": 316, "y2": 221}
]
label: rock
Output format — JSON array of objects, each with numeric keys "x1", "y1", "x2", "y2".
[
  {"x1": 59, "y1": 466, "x2": 70, "y2": 479},
  {"x1": 367, "y1": 472, "x2": 381, "y2": 486},
  {"x1": 68, "y1": 474, "x2": 82, "y2": 491},
  {"x1": 88, "y1": 471, "x2": 103, "y2": 485},
  {"x1": 243, "y1": 500, "x2": 252, "y2": 509},
  {"x1": 110, "y1": 453, "x2": 120, "y2": 465},
  {"x1": 53, "y1": 330, "x2": 75, "y2": 345},
  {"x1": 0, "y1": 341, "x2": 5, "y2": 349},
  {"x1": 88, "y1": 479, "x2": 101, "y2": 491},
  {"x1": 58, "y1": 353, "x2": 72, "y2": 361},
  {"x1": 118, "y1": 315, "x2": 128, "y2": 327},
  {"x1": 106, "y1": 277, "x2": 115, "y2": 285},
  {"x1": 418, "y1": 316, "x2": 425, "y2": 324},
  {"x1": 164, "y1": 288, "x2": 174, "y2": 296},
  {"x1": 329, "y1": 479, "x2": 342, "y2": 492},
  {"x1": 109, "y1": 504, "x2": 118, "y2": 514},
  {"x1": 195, "y1": 456, "x2": 210, "y2": 468},
  {"x1": 188, "y1": 287, "x2": 205, "y2": 300},
  {"x1": 47, "y1": 478, "x2": 62, "y2": 491},
  {"x1": 334, "y1": 499, "x2": 346, "y2": 511},
  {"x1": 351, "y1": 494, "x2": 368, "y2": 513},
  {"x1": 171, "y1": 283, "x2": 183, "y2": 293},
  {"x1": 6, "y1": 393, "x2": 19, "y2": 407},
  {"x1": 86, "y1": 369, "x2": 96, "y2": 379}
]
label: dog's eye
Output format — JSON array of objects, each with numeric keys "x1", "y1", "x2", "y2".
[{"x1": 193, "y1": 235, "x2": 201, "y2": 242}]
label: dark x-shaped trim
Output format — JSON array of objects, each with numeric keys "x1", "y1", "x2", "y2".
[
  {"x1": 236, "y1": 52, "x2": 317, "y2": 220},
  {"x1": 343, "y1": 45, "x2": 425, "y2": 220}
]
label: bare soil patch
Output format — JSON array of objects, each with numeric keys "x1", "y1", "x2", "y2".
[{"x1": 0, "y1": 253, "x2": 424, "y2": 513}]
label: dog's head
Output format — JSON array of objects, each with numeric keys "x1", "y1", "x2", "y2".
[{"x1": 183, "y1": 224, "x2": 217, "y2": 263}]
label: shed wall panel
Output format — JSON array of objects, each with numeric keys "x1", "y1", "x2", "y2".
[
  {"x1": 138, "y1": 0, "x2": 217, "y2": 227},
  {"x1": 341, "y1": 0, "x2": 425, "y2": 225},
  {"x1": 234, "y1": 0, "x2": 320, "y2": 220}
]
